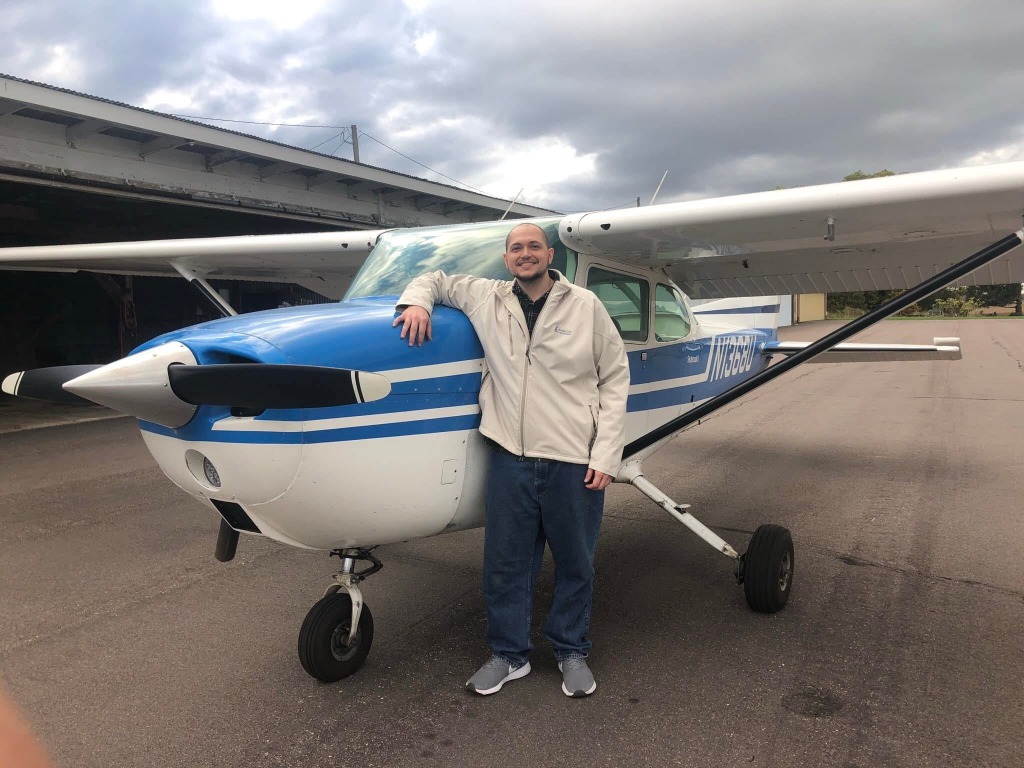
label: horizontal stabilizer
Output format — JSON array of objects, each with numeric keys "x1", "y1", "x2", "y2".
[
  {"x1": 763, "y1": 337, "x2": 961, "y2": 362},
  {"x1": 2, "y1": 365, "x2": 103, "y2": 404},
  {"x1": 168, "y1": 364, "x2": 392, "y2": 410}
]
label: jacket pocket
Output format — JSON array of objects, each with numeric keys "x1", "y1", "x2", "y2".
[{"x1": 588, "y1": 403, "x2": 598, "y2": 451}]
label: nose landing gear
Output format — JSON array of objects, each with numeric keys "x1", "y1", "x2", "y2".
[{"x1": 298, "y1": 548, "x2": 382, "y2": 682}]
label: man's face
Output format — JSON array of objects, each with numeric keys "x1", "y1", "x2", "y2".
[{"x1": 504, "y1": 225, "x2": 554, "y2": 283}]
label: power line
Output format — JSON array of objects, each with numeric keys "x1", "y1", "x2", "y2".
[
  {"x1": 356, "y1": 130, "x2": 488, "y2": 194},
  {"x1": 170, "y1": 114, "x2": 349, "y2": 129},
  {"x1": 309, "y1": 128, "x2": 348, "y2": 152},
  {"x1": 170, "y1": 114, "x2": 505, "y2": 199}
]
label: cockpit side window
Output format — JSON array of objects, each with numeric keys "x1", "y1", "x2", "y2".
[
  {"x1": 586, "y1": 266, "x2": 650, "y2": 343},
  {"x1": 655, "y1": 284, "x2": 691, "y2": 342}
]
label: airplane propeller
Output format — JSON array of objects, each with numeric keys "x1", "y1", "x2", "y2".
[
  {"x1": 167, "y1": 364, "x2": 391, "y2": 410},
  {"x1": 4, "y1": 345, "x2": 392, "y2": 423},
  {"x1": 1, "y1": 365, "x2": 103, "y2": 405}
]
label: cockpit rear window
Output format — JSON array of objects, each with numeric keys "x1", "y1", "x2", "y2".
[{"x1": 344, "y1": 218, "x2": 576, "y2": 299}]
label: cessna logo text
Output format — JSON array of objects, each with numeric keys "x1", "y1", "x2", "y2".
[{"x1": 709, "y1": 334, "x2": 758, "y2": 382}]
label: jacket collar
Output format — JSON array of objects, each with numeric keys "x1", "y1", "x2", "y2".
[{"x1": 500, "y1": 270, "x2": 570, "y2": 300}]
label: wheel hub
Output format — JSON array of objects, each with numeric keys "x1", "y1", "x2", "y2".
[
  {"x1": 330, "y1": 624, "x2": 361, "y2": 662},
  {"x1": 778, "y1": 551, "x2": 793, "y2": 591}
]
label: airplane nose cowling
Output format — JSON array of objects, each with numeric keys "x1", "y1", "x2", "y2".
[{"x1": 64, "y1": 341, "x2": 199, "y2": 427}]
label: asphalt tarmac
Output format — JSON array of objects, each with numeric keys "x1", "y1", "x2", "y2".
[{"x1": 1, "y1": 319, "x2": 1022, "y2": 768}]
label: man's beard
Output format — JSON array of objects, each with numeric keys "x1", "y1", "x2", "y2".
[{"x1": 516, "y1": 265, "x2": 548, "y2": 283}]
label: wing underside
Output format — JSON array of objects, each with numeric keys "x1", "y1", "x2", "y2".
[
  {"x1": 0, "y1": 230, "x2": 386, "y2": 299},
  {"x1": 559, "y1": 161, "x2": 1024, "y2": 298}
]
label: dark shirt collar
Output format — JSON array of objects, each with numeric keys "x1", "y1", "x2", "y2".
[
  {"x1": 512, "y1": 270, "x2": 559, "y2": 304},
  {"x1": 512, "y1": 271, "x2": 558, "y2": 334}
]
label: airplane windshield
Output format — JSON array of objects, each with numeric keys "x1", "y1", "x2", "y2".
[{"x1": 344, "y1": 217, "x2": 575, "y2": 299}]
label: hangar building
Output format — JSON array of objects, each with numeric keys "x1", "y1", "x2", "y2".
[{"x1": 0, "y1": 75, "x2": 554, "y2": 375}]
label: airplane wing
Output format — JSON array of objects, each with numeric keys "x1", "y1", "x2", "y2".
[
  {"x1": 3, "y1": 161, "x2": 1024, "y2": 302},
  {"x1": 0, "y1": 230, "x2": 386, "y2": 299},
  {"x1": 762, "y1": 337, "x2": 962, "y2": 362},
  {"x1": 559, "y1": 161, "x2": 1024, "y2": 298}
]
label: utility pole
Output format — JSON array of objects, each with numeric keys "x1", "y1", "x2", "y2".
[{"x1": 350, "y1": 125, "x2": 360, "y2": 163}]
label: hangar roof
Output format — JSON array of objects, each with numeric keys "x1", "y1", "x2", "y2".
[{"x1": 0, "y1": 74, "x2": 554, "y2": 235}]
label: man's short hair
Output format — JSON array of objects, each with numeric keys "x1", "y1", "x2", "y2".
[{"x1": 505, "y1": 223, "x2": 550, "y2": 251}]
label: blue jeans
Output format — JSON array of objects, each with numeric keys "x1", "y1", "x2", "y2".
[{"x1": 483, "y1": 448, "x2": 605, "y2": 666}]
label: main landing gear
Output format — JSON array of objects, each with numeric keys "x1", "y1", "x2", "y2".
[
  {"x1": 619, "y1": 463, "x2": 794, "y2": 613},
  {"x1": 298, "y1": 548, "x2": 382, "y2": 682}
]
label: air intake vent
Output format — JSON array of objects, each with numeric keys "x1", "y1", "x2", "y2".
[{"x1": 210, "y1": 499, "x2": 261, "y2": 533}]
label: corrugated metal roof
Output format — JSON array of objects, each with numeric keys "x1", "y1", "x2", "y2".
[{"x1": 0, "y1": 73, "x2": 556, "y2": 213}]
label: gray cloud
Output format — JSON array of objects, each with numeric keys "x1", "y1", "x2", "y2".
[{"x1": 4, "y1": 0, "x2": 1024, "y2": 212}]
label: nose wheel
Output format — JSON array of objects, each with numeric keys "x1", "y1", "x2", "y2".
[
  {"x1": 298, "y1": 548, "x2": 382, "y2": 682},
  {"x1": 298, "y1": 592, "x2": 374, "y2": 682}
]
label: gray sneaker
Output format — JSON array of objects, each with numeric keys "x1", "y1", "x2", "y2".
[
  {"x1": 466, "y1": 655, "x2": 531, "y2": 695},
  {"x1": 558, "y1": 658, "x2": 597, "y2": 697}
]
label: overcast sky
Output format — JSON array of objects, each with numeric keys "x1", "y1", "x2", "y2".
[{"x1": 4, "y1": 0, "x2": 1024, "y2": 212}]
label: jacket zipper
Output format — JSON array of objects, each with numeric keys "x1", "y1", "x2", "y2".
[
  {"x1": 518, "y1": 291, "x2": 554, "y2": 457},
  {"x1": 519, "y1": 345, "x2": 531, "y2": 455}
]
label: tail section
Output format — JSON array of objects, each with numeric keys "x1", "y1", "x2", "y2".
[{"x1": 690, "y1": 296, "x2": 783, "y2": 338}]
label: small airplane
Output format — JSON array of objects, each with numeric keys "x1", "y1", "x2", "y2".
[{"x1": 3, "y1": 160, "x2": 1023, "y2": 683}]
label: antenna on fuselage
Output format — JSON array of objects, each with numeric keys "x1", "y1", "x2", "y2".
[
  {"x1": 649, "y1": 170, "x2": 669, "y2": 205},
  {"x1": 500, "y1": 188, "x2": 525, "y2": 220}
]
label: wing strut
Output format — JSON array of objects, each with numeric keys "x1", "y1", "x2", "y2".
[
  {"x1": 623, "y1": 228, "x2": 1024, "y2": 460},
  {"x1": 614, "y1": 229, "x2": 1022, "y2": 614},
  {"x1": 172, "y1": 262, "x2": 237, "y2": 318}
]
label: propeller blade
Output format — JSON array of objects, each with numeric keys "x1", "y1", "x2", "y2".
[
  {"x1": 2, "y1": 365, "x2": 103, "y2": 405},
  {"x1": 167, "y1": 364, "x2": 391, "y2": 410}
]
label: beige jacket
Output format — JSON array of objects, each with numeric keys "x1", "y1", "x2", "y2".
[{"x1": 397, "y1": 270, "x2": 630, "y2": 476}]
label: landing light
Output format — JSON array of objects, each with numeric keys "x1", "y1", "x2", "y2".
[
  {"x1": 203, "y1": 457, "x2": 222, "y2": 488},
  {"x1": 186, "y1": 449, "x2": 222, "y2": 490}
]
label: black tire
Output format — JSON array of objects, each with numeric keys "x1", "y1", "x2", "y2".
[
  {"x1": 297, "y1": 592, "x2": 374, "y2": 682},
  {"x1": 742, "y1": 524, "x2": 794, "y2": 613}
]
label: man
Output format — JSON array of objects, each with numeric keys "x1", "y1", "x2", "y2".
[{"x1": 393, "y1": 222, "x2": 629, "y2": 697}]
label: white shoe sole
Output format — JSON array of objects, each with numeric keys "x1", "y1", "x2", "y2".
[
  {"x1": 467, "y1": 661, "x2": 531, "y2": 695},
  {"x1": 558, "y1": 661, "x2": 597, "y2": 697}
]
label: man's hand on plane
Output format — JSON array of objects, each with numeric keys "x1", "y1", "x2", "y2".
[
  {"x1": 393, "y1": 306, "x2": 432, "y2": 346},
  {"x1": 584, "y1": 468, "x2": 612, "y2": 491}
]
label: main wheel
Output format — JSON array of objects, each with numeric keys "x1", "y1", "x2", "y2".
[
  {"x1": 298, "y1": 592, "x2": 374, "y2": 682},
  {"x1": 741, "y1": 524, "x2": 794, "y2": 613}
]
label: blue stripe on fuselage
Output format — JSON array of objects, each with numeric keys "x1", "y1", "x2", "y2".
[{"x1": 139, "y1": 413, "x2": 482, "y2": 444}]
